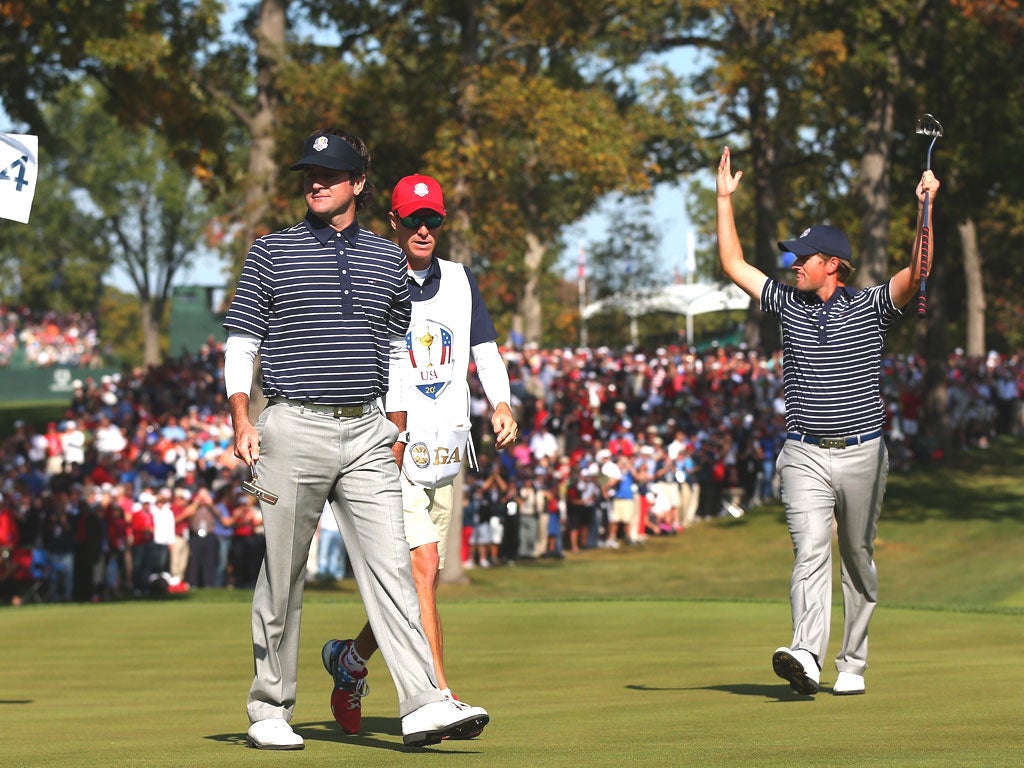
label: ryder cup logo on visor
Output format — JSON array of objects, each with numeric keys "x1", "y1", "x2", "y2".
[
  {"x1": 406, "y1": 320, "x2": 455, "y2": 400},
  {"x1": 413, "y1": 182, "x2": 430, "y2": 197},
  {"x1": 313, "y1": 136, "x2": 330, "y2": 152}
]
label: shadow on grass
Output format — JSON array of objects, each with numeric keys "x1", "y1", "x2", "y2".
[
  {"x1": 752, "y1": 436, "x2": 1024, "y2": 525},
  {"x1": 886, "y1": 436, "x2": 1024, "y2": 522},
  {"x1": 627, "y1": 682, "x2": 816, "y2": 702},
  {"x1": 204, "y1": 718, "x2": 484, "y2": 753}
]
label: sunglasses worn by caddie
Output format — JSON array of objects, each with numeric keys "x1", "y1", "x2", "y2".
[{"x1": 397, "y1": 213, "x2": 444, "y2": 230}]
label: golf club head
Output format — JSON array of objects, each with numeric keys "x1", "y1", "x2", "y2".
[
  {"x1": 242, "y1": 469, "x2": 279, "y2": 505},
  {"x1": 916, "y1": 113, "x2": 943, "y2": 138}
]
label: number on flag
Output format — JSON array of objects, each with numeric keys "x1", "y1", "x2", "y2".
[
  {"x1": 0, "y1": 155, "x2": 30, "y2": 192},
  {"x1": 0, "y1": 133, "x2": 38, "y2": 224}
]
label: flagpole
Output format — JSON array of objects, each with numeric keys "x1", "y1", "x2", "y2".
[
  {"x1": 577, "y1": 242, "x2": 587, "y2": 348},
  {"x1": 686, "y1": 229, "x2": 696, "y2": 285},
  {"x1": 685, "y1": 230, "x2": 697, "y2": 344}
]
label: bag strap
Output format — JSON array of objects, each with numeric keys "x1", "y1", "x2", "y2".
[{"x1": 466, "y1": 429, "x2": 478, "y2": 471}]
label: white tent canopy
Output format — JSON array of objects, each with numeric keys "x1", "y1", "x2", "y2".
[{"x1": 581, "y1": 282, "x2": 751, "y2": 345}]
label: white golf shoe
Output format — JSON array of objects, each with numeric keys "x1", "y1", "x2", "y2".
[
  {"x1": 401, "y1": 696, "x2": 489, "y2": 747},
  {"x1": 772, "y1": 646, "x2": 821, "y2": 695},
  {"x1": 833, "y1": 671, "x2": 866, "y2": 695},
  {"x1": 246, "y1": 717, "x2": 304, "y2": 749}
]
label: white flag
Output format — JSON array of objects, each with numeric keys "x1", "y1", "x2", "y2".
[{"x1": 0, "y1": 133, "x2": 38, "y2": 224}]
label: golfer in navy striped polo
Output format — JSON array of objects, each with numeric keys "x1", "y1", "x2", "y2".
[
  {"x1": 715, "y1": 146, "x2": 940, "y2": 698},
  {"x1": 224, "y1": 128, "x2": 488, "y2": 749}
]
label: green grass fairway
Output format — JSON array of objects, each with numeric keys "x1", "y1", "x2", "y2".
[
  {"x1": 3, "y1": 599, "x2": 1021, "y2": 767},
  {"x1": 4, "y1": 436, "x2": 1024, "y2": 766}
]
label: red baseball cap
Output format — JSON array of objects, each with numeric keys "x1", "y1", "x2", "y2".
[{"x1": 391, "y1": 174, "x2": 446, "y2": 217}]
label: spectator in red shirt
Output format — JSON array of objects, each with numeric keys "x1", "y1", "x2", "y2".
[
  {"x1": 130, "y1": 492, "x2": 156, "y2": 595},
  {"x1": 103, "y1": 485, "x2": 131, "y2": 599}
]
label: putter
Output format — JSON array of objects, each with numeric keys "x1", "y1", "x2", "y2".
[
  {"x1": 241, "y1": 462, "x2": 279, "y2": 505},
  {"x1": 915, "y1": 113, "x2": 942, "y2": 317}
]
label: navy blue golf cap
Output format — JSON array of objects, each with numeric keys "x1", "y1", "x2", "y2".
[
  {"x1": 778, "y1": 225, "x2": 852, "y2": 263},
  {"x1": 290, "y1": 133, "x2": 366, "y2": 173}
]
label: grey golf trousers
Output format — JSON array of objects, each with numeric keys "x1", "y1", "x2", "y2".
[
  {"x1": 776, "y1": 436, "x2": 888, "y2": 676},
  {"x1": 246, "y1": 403, "x2": 442, "y2": 723}
]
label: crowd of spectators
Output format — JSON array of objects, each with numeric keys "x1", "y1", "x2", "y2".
[
  {"x1": 1, "y1": 325, "x2": 1022, "y2": 605},
  {"x1": 0, "y1": 306, "x2": 106, "y2": 368},
  {"x1": 458, "y1": 344, "x2": 1022, "y2": 568}
]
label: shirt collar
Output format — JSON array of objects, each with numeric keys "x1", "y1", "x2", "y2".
[
  {"x1": 408, "y1": 256, "x2": 441, "y2": 284},
  {"x1": 799, "y1": 284, "x2": 858, "y2": 306},
  {"x1": 304, "y1": 211, "x2": 361, "y2": 246},
  {"x1": 827, "y1": 285, "x2": 858, "y2": 307}
]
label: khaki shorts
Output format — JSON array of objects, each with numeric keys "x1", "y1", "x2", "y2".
[
  {"x1": 401, "y1": 473, "x2": 454, "y2": 569},
  {"x1": 611, "y1": 498, "x2": 635, "y2": 524}
]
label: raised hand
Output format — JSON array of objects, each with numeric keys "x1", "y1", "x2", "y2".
[
  {"x1": 916, "y1": 169, "x2": 940, "y2": 204},
  {"x1": 717, "y1": 146, "x2": 743, "y2": 198}
]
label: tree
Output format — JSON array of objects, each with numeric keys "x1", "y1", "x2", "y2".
[
  {"x1": 0, "y1": 168, "x2": 112, "y2": 315},
  {"x1": 273, "y1": 1, "x2": 697, "y2": 346},
  {"x1": 81, "y1": 1, "x2": 291, "y2": 278},
  {"x1": 919, "y1": 1, "x2": 1024, "y2": 357},
  {"x1": 577, "y1": 213, "x2": 667, "y2": 348},
  {"x1": 1, "y1": 1, "x2": 129, "y2": 137},
  {"x1": 9, "y1": 0, "x2": 1024, "y2": 374},
  {"x1": 643, "y1": 2, "x2": 865, "y2": 350},
  {"x1": 192, "y1": 0, "x2": 289, "y2": 256},
  {"x1": 49, "y1": 82, "x2": 211, "y2": 365},
  {"x1": 1, "y1": 1, "x2": 228, "y2": 151}
]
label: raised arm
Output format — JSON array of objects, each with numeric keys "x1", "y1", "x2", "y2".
[
  {"x1": 890, "y1": 170, "x2": 940, "y2": 309},
  {"x1": 716, "y1": 147, "x2": 769, "y2": 301}
]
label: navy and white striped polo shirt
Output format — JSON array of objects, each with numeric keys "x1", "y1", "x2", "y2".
[
  {"x1": 761, "y1": 279, "x2": 901, "y2": 437},
  {"x1": 224, "y1": 212, "x2": 411, "y2": 406}
]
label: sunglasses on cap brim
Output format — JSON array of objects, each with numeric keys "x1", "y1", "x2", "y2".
[{"x1": 396, "y1": 213, "x2": 444, "y2": 230}]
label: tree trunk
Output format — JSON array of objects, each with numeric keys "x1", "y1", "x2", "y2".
[
  {"x1": 141, "y1": 298, "x2": 163, "y2": 367},
  {"x1": 921, "y1": 229, "x2": 950, "y2": 453},
  {"x1": 241, "y1": 0, "x2": 287, "y2": 251},
  {"x1": 856, "y1": 76, "x2": 894, "y2": 288},
  {"x1": 520, "y1": 232, "x2": 546, "y2": 345},
  {"x1": 749, "y1": 84, "x2": 779, "y2": 351},
  {"x1": 960, "y1": 217, "x2": 985, "y2": 357},
  {"x1": 447, "y1": 1, "x2": 479, "y2": 268}
]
